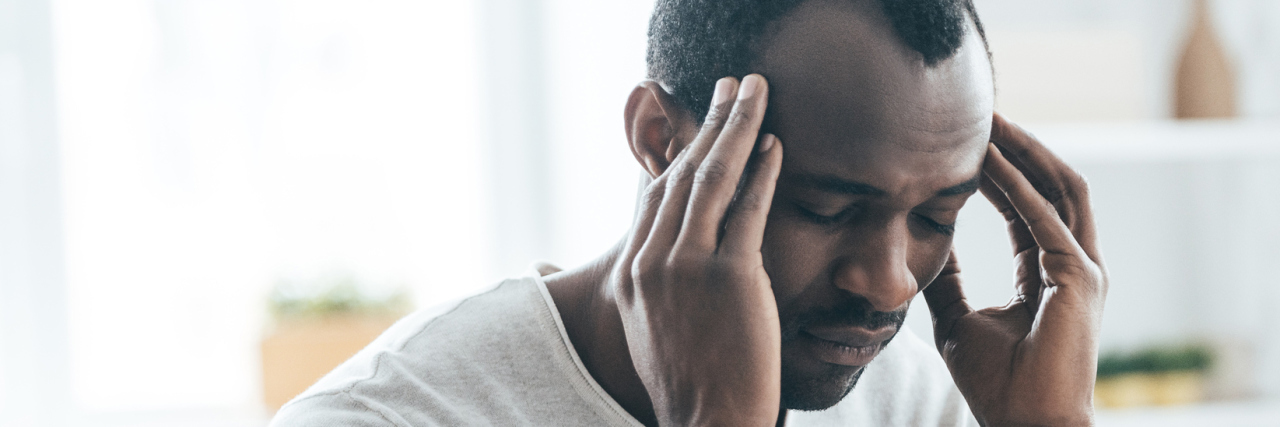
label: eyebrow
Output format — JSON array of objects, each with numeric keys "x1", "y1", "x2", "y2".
[
  {"x1": 792, "y1": 173, "x2": 982, "y2": 198},
  {"x1": 937, "y1": 174, "x2": 982, "y2": 197}
]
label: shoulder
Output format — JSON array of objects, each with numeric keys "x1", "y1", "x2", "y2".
[
  {"x1": 270, "y1": 277, "x2": 581, "y2": 425},
  {"x1": 270, "y1": 274, "x2": 638, "y2": 426},
  {"x1": 270, "y1": 392, "x2": 407, "y2": 427},
  {"x1": 841, "y1": 325, "x2": 978, "y2": 426},
  {"x1": 297, "y1": 277, "x2": 545, "y2": 396}
]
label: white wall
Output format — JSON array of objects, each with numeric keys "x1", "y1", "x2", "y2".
[
  {"x1": 540, "y1": 0, "x2": 655, "y2": 270},
  {"x1": 50, "y1": 0, "x2": 487, "y2": 414},
  {"x1": 0, "y1": 0, "x2": 71, "y2": 425},
  {"x1": 973, "y1": 0, "x2": 1280, "y2": 121}
]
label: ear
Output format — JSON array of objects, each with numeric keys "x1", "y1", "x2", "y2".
[{"x1": 624, "y1": 81, "x2": 698, "y2": 178}]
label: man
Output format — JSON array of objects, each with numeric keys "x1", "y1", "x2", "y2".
[{"x1": 272, "y1": 0, "x2": 1107, "y2": 425}]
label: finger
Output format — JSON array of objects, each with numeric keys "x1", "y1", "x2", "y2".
[
  {"x1": 978, "y1": 172, "x2": 1036, "y2": 255},
  {"x1": 616, "y1": 174, "x2": 668, "y2": 300},
  {"x1": 623, "y1": 175, "x2": 668, "y2": 259},
  {"x1": 979, "y1": 172, "x2": 1046, "y2": 313},
  {"x1": 646, "y1": 77, "x2": 739, "y2": 250},
  {"x1": 990, "y1": 114, "x2": 1101, "y2": 260},
  {"x1": 982, "y1": 144, "x2": 1086, "y2": 259},
  {"x1": 679, "y1": 74, "x2": 770, "y2": 250},
  {"x1": 1012, "y1": 247, "x2": 1042, "y2": 314},
  {"x1": 923, "y1": 250, "x2": 973, "y2": 343},
  {"x1": 989, "y1": 113, "x2": 1071, "y2": 204},
  {"x1": 721, "y1": 134, "x2": 782, "y2": 253}
]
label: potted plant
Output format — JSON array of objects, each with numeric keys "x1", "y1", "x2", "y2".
[
  {"x1": 1094, "y1": 344, "x2": 1213, "y2": 408},
  {"x1": 260, "y1": 275, "x2": 411, "y2": 410}
]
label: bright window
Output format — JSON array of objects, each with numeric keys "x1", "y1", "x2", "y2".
[{"x1": 54, "y1": 0, "x2": 486, "y2": 411}]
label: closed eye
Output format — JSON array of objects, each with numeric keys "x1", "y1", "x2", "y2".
[
  {"x1": 913, "y1": 213, "x2": 955, "y2": 236},
  {"x1": 795, "y1": 203, "x2": 857, "y2": 226},
  {"x1": 794, "y1": 202, "x2": 956, "y2": 236}
]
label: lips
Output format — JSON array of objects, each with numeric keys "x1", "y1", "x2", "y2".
[{"x1": 799, "y1": 324, "x2": 897, "y2": 367}]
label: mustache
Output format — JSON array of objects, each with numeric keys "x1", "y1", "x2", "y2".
[{"x1": 780, "y1": 296, "x2": 907, "y2": 341}]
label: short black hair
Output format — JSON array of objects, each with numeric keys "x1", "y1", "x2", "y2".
[{"x1": 646, "y1": 0, "x2": 990, "y2": 121}]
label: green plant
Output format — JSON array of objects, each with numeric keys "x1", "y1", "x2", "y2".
[
  {"x1": 1096, "y1": 343, "x2": 1213, "y2": 379},
  {"x1": 268, "y1": 274, "x2": 412, "y2": 319}
]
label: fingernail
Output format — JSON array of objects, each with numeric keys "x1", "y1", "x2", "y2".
[
  {"x1": 712, "y1": 78, "x2": 733, "y2": 105},
  {"x1": 759, "y1": 134, "x2": 776, "y2": 152},
  {"x1": 738, "y1": 74, "x2": 759, "y2": 100}
]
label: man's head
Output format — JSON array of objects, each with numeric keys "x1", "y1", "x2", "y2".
[
  {"x1": 624, "y1": 0, "x2": 994, "y2": 411},
  {"x1": 646, "y1": 0, "x2": 988, "y2": 123}
]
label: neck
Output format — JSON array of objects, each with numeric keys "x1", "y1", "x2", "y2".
[{"x1": 543, "y1": 239, "x2": 659, "y2": 425}]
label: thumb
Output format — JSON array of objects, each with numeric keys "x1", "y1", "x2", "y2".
[{"x1": 923, "y1": 250, "x2": 973, "y2": 347}]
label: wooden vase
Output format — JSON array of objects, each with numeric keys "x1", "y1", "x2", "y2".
[{"x1": 1174, "y1": 0, "x2": 1237, "y2": 119}]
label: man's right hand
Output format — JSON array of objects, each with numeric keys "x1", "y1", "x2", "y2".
[{"x1": 611, "y1": 74, "x2": 785, "y2": 426}]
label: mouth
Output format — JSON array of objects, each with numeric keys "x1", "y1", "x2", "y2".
[{"x1": 797, "y1": 324, "x2": 897, "y2": 367}]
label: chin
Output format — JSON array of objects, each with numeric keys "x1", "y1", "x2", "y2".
[{"x1": 778, "y1": 356, "x2": 866, "y2": 411}]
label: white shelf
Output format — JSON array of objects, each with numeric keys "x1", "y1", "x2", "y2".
[
  {"x1": 1018, "y1": 120, "x2": 1280, "y2": 163},
  {"x1": 1097, "y1": 399, "x2": 1280, "y2": 427}
]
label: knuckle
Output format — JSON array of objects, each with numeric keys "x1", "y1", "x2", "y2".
[
  {"x1": 703, "y1": 105, "x2": 730, "y2": 129},
  {"x1": 694, "y1": 159, "x2": 731, "y2": 186},
  {"x1": 669, "y1": 162, "x2": 698, "y2": 185},
  {"x1": 641, "y1": 185, "x2": 665, "y2": 209},
  {"x1": 1043, "y1": 187, "x2": 1066, "y2": 205},
  {"x1": 633, "y1": 245, "x2": 661, "y2": 277},
  {"x1": 997, "y1": 205, "x2": 1021, "y2": 221},
  {"x1": 666, "y1": 249, "x2": 709, "y2": 276},
  {"x1": 725, "y1": 104, "x2": 755, "y2": 127},
  {"x1": 611, "y1": 268, "x2": 636, "y2": 298},
  {"x1": 1032, "y1": 179, "x2": 1065, "y2": 205},
  {"x1": 1053, "y1": 260, "x2": 1095, "y2": 285},
  {"x1": 631, "y1": 255, "x2": 659, "y2": 286},
  {"x1": 1064, "y1": 171, "x2": 1091, "y2": 199},
  {"x1": 1042, "y1": 199, "x2": 1061, "y2": 218},
  {"x1": 1010, "y1": 144, "x2": 1035, "y2": 161},
  {"x1": 733, "y1": 190, "x2": 765, "y2": 214}
]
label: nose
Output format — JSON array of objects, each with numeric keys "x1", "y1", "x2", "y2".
[{"x1": 832, "y1": 221, "x2": 918, "y2": 313}]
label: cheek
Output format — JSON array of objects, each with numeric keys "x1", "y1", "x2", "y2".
[
  {"x1": 910, "y1": 236, "x2": 955, "y2": 292},
  {"x1": 760, "y1": 213, "x2": 834, "y2": 303}
]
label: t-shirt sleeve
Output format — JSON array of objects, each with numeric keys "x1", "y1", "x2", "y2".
[{"x1": 270, "y1": 392, "x2": 405, "y2": 427}]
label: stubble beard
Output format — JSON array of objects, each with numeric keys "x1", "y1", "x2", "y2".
[
  {"x1": 775, "y1": 299, "x2": 906, "y2": 411},
  {"x1": 779, "y1": 358, "x2": 867, "y2": 411}
]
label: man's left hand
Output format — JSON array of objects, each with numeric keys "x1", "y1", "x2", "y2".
[{"x1": 923, "y1": 113, "x2": 1108, "y2": 426}]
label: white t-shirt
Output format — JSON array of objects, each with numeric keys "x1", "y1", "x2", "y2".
[{"x1": 271, "y1": 272, "x2": 977, "y2": 426}]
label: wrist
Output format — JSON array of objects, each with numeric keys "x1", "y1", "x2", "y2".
[
  {"x1": 660, "y1": 410, "x2": 778, "y2": 427},
  {"x1": 651, "y1": 384, "x2": 779, "y2": 427},
  {"x1": 979, "y1": 411, "x2": 1094, "y2": 427}
]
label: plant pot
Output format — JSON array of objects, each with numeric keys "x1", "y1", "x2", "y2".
[
  {"x1": 260, "y1": 314, "x2": 398, "y2": 410},
  {"x1": 1095, "y1": 371, "x2": 1205, "y2": 409}
]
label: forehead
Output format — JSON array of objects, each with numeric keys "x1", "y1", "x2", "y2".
[{"x1": 755, "y1": 0, "x2": 994, "y2": 195}]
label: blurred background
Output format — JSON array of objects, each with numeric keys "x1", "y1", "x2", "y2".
[{"x1": 1, "y1": 0, "x2": 1278, "y2": 425}]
